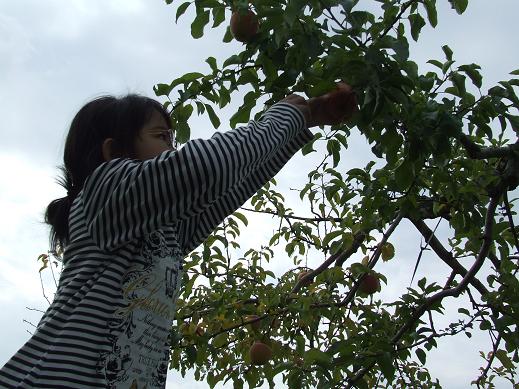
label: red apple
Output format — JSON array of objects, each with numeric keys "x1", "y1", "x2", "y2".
[
  {"x1": 359, "y1": 274, "x2": 380, "y2": 294},
  {"x1": 249, "y1": 341, "x2": 273, "y2": 365},
  {"x1": 230, "y1": 10, "x2": 259, "y2": 43}
]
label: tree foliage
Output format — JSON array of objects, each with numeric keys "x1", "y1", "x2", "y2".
[{"x1": 152, "y1": 0, "x2": 519, "y2": 388}]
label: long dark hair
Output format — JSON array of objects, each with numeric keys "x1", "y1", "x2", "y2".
[{"x1": 44, "y1": 94, "x2": 170, "y2": 258}]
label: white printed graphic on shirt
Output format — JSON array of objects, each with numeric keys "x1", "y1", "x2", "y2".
[{"x1": 97, "y1": 230, "x2": 183, "y2": 389}]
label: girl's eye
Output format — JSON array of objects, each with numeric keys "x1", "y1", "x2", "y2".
[{"x1": 157, "y1": 133, "x2": 169, "y2": 142}]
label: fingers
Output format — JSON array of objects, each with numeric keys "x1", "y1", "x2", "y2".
[{"x1": 280, "y1": 94, "x2": 307, "y2": 105}]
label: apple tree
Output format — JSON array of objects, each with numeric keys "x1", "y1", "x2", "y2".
[{"x1": 156, "y1": 0, "x2": 518, "y2": 387}]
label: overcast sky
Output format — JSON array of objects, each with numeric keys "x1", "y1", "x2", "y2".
[{"x1": 0, "y1": 1, "x2": 518, "y2": 388}]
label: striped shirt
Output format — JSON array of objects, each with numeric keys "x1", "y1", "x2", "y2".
[{"x1": 0, "y1": 102, "x2": 313, "y2": 388}]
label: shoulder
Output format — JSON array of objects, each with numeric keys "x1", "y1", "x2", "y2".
[{"x1": 82, "y1": 157, "x2": 141, "y2": 197}]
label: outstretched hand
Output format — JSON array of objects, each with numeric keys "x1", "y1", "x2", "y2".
[{"x1": 280, "y1": 82, "x2": 358, "y2": 128}]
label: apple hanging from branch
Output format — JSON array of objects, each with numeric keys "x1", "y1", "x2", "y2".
[
  {"x1": 230, "y1": 9, "x2": 259, "y2": 43},
  {"x1": 249, "y1": 341, "x2": 273, "y2": 365},
  {"x1": 359, "y1": 273, "x2": 380, "y2": 295}
]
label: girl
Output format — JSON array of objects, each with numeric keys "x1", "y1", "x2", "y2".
[{"x1": 0, "y1": 88, "x2": 356, "y2": 388}]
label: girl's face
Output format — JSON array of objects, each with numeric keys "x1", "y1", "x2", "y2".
[
  {"x1": 133, "y1": 109, "x2": 175, "y2": 160},
  {"x1": 102, "y1": 109, "x2": 176, "y2": 162}
]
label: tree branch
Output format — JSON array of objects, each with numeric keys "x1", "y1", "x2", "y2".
[
  {"x1": 368, "y1": 0, "x2": 419, "y2": 44},
  {"x1": 291, "y1": 232, "x2": 366, "y2": 293},
  {"x1": 339, "y1": 213, "x2": 404, "y2": 307},
  {"x1": 410, "y1": 218, "x2": 491, "y2": 297},
  {"x1": 459, "y1": 134, "x2": 519, "y2": 160},
  {"x1": 347, "y1": 191, "x2": 503, "y2": 387},
  {"x1": 503, "y1": 191, "x2": 519, "y2": 253}
]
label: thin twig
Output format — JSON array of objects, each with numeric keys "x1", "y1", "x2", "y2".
[
  {"x1": 475, "y1": 334, "x2": 502, "y2": 387},
  {"x1": 239, "y1": 206, "x2": 342, "y2": 223}
]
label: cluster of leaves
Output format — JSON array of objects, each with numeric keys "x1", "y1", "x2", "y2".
[{"x1": 149, "y1": 0, "x2": 519, "y2": 388}]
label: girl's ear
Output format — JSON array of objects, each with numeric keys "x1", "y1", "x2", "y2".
[{"x1": 102, "y1": 138, "x2": 114, "y2": 162}]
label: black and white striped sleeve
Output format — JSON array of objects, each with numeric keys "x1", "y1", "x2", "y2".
[
  {"x1": 81, "y1": 102, "x2": 313, "y2": 252},
  {"x1": 177, "y1": 102, "x2": 314, "y2": 255}
]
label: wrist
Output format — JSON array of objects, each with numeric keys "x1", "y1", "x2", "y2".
[{"x1": 308, "y1": 97, "x2": 325, "y2": 127}]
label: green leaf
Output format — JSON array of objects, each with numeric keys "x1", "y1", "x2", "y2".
[
  {"x1": 327, "y1": 139, "x2": 341, "y2": 168},
  {"x1": 181, "y1": 72, "x2": 205, "y2": 83},
  {"x1": 416, "y1": 348, "x2": 427, "y2": 364},
  {"x1": 229, "y1": 100, "x2": 255, "y2": 128},
  {"x1": 427, "y1": 59, "x2": 443, "y2": 69},
  {"x1": 449, "y1": 0, "x2": 468, "y2": 14},
  {"x1": 409, "y1": 13, "x2": 426, "y2": 41},
  {"x1": 219, "y1": 87, "x2": 231, "y2": 108},
  {"x1": 233, "y1": 211, "x2": 248, "y2": 227},
  {"x1": 204, "y1": 104, "x2": 221, "y2": 129},
  {"x1": 488, "y1": 85, "x2": 507, "y2": 98},
  {"x1": 392, "y1": 36, "x2": 410, "y2": 61},
  {"x1": 233, "y1": 378, "x2": 244, "y2": 389},
  {"x1": 301, "y1": 142, "x2": 316, "y2": 156},
  {"x1": 284, "y1": 0, "x2": 304, "y2": 27},
  {"x1": 423, "y1": 0, "x2": 438, "y2": 27},
  {"x1": 185, "y1": 345, "x2": 197, "y2": 364},
  {"x1": 237, "y1": 68, "x2": 258, "y2": 86},
  {"x1": 495, "y1": 349, "x2": 514, "y2": 369},
  {"x1": 394, "y1": 159, "x2": 414, "y2": 190},
  {"x1": 223, "y1": 26, "x2": 233, "y2": 42},
  {"x1": 212, "y1": 333, "x2": 228, "y2": 348},
  {"x1": 442, "y1": 60, "x2": 455, "y2": 74},
  {"x1": 195, "y1": 101, "x2": 205, "y2": 115},
  {"x1": 223, "y1": 54, "x2": 241, "y2": 68},
  {"x1": 322, "y1": 230, "x2": 343, "y2": 248},
  {"x1": 273, "y1": 70, "x2": 298, "y2": 89},
  {"x1": 175, "y1": 2, "x2": 191, "y2": 22},
  {"x1": 304, "y1": 348, "x2": 332, "y2": 367},
  {"x1": 354, "y1": 378, "x2": 369, "y2": 389},
  {"x1": 206, "y1": 57, "x2": 217, "y2": 73},
  {"x1": 212, "y1": 6, "x2": 226, "y2": 28},
  {"x1": 458, "y1": 308, "x2": 470, "y2": 316},
  {"x1": 510, "y1": 69, "x2": 519, "y2": 76},
  {"x1": 442, "y1": 45, "x2": 453, "y2": 61},
  {"x1": 177, "y1": 104, "x2": 194, "y2": 121},
  {"x1": 377, "y1": 352, "x2": 395, "y2": 381},
  {"x1": 176, "y1": 121, "x2": 191, "y2": 144},
  {"x1": 154, "y1": 83, "x2": 172, "y2": 97},
  {"x1": 451, "y1": 72, "x2": 466, "y2": 96},
  {"x1": 459, "y1": 64, "x2": 483, "y2": 88},
  {"x1": 191, "y1": 10, "x2": 210, "y2": 39}
]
